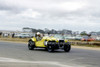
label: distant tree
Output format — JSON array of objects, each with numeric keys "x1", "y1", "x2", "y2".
[
  {"x1": 80, "y1": 31, "x2": 87, "y2": 36},
  {"x1": 32, "y1": 29, "x2": 37, "y2": 33},
  {"x1": 87, "y1": 34, "x2": 91, "y2": 37},
  {"x1": 97, "y1": 32, "x2": 100, "y2": 35},
  {"x1": 37, "y1": 29, "x2": 45, "y2": 33},
  {"x1": 49, "y1": 29, "x2": 57, "y2": 34},
  {"x1": 23, "y1": 27, "x2": 30, "y2": 29},
  {"x1": 44, "y1": 28, "x2": 50, "y2": 34}
]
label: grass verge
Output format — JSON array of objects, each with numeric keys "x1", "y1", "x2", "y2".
[
  {"x1": 0, "y1": 37, "x2": 29, "y2": 43},
  {"x1": 0, "y1": 37, "x2": 100, "y2": 48}
]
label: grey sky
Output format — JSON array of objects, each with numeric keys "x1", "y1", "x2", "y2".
[{"x1": 0, "y1": 0, "x2": 100, "y2": 32}]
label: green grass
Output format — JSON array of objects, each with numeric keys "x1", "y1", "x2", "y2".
[{"x1": 0, "y1": 37, "x2": 29, "y2": 43}]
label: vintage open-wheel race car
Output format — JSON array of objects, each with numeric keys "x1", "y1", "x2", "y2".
[{"x1": 28, "y1": 34, "x2": 71, "y2": 52}]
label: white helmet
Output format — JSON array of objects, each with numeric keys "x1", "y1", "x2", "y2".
[{"x1": 37, "y1": 32, "x2": 40, "y2": 35}]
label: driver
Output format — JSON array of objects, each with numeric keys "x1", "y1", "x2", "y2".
[{"x1": 35, "y1": 32, "x2": 42, "y2": 41}]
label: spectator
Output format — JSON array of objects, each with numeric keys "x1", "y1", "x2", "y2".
[
  {"x1": 0, "y1": 32, "x2": 2, "y2": 38},
  {"x1": 12, "y1": 33, "x2": 15, "y2": 38}
]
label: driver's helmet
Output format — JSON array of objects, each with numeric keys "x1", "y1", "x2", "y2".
[{"x1": 36, "y1": 32, "x2": 41, "y2": 37}]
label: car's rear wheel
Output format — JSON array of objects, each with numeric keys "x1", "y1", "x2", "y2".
[
  {"x1": 28, "y1": 41, "x2": 35, "y2": 50},
  {"x1": 64, "y1": 42, "x2": 71, "y2": 52}
]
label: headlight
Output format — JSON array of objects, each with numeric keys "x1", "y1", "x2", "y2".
[
  {"x1": 44, "y1": 41, "x2": 48, "y2": 46},
  {"x1": 64, "y1": 40, "x2": 68, "y2": 43},
  {"x1": 56, "y1": 39, "x2": 59, "y2": 42}
]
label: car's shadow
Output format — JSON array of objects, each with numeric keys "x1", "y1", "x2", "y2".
[{"x1": 31, "y1": 48, "x2": 71, "y2": 53}]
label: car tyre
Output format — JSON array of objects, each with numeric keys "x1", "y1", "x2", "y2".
[
  {"x1": 64, "y1": 42, "x2": 71, "y2": 52},
  {"x1": 47, "y1": 45, "x2": 54, "y2": 52},
  {"x1": 28, "y1": 41, "x2": 35, "y2": 50}
]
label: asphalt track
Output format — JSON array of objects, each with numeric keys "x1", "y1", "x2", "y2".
[{"x1": 0, "y1": 41, "x2": 100, "y2": 67}]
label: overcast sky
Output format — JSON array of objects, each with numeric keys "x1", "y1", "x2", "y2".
[{"x1": 0, "y1": 0, "x2": 100, "y2": 32}]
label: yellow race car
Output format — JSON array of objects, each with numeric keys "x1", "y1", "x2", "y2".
[{"x1": 28, "y1": 35, "x2": 71, "y2": 52}]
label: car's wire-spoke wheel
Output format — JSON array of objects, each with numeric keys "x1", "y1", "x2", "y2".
[
  {"x1": 64, "y1": 42, "x2": 71, "y2": 52},
  {"x1": 28, "y1": 41, "x2": 35, "y2": 50},
  {"x1": 47, "y1": 45, "x2": 54, "y2": 52}
]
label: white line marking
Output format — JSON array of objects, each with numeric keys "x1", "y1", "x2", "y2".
[{"x1": 0, "y1": 57, "x2": 85, "y2": 67}]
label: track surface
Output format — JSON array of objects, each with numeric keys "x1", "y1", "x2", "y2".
[{"x1": 0, "y1": 41, "x2": 100, "y2": 67}]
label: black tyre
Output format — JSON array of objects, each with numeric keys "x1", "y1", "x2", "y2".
[
  {"x1": 64, "y1": 42, "x2": 71, "y2": 52},
  {"x1": 45, "y1": 47, "x2": 48, "y2": 51},
  {"x1": 28, "y1": 41, "x2": 35, "y2": 50},
  {"x1": 47, "y1": 45, "x2": 54, "y2": 52}
]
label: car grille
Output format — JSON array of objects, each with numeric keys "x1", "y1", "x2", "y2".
[
  {"x1": 48, "y1": 41, "x2": 56, "y2": 44},
  {"x1": 59, "y1": 40, "x2": 64, "y2": 46},
  {"x1": 48, "y1": 40, "x2": 56, "y2": 42},
  {"x1": 59, "y1": 40, "x2": 64, "y2": 42}
]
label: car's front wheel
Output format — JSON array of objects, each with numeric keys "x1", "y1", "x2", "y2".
[
  {"x1": 28, "y1": 41, "x2": 35, "y2": 50},
  {"x1": 47, "y1": 45, "x2": 54, "y2": 52}
]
